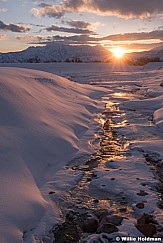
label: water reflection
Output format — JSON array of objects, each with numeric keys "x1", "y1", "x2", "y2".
[
  {"x1": 112, "y1": 92, "x2": 135, "y2": 98},
  {"x1": 94, "y1": 101, "x2": 128, "y2": 164},
  {"x1": 62, "y1": 93, "x2": 131, "y2": 218},
  {"x1": 97, "y1": 199, "x2": 133, "y2": 217}
]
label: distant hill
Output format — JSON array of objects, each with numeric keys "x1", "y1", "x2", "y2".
[
  {"x1": 128, "y1": 45, "x2": 163, "y2": 61},
  {"x1": 0, "y1": 43, "x2": 111, "y2": 63},
  {"x1": 125, "y1": 45, "x2": 163, "y2": 65},
  {"x1": 146, "y1": 45, "x2": 163, "y2": 61}
]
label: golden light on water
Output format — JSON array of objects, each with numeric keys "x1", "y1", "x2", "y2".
[{"x1": 111, "y1": 47, "x2": 125, "y2": 58}]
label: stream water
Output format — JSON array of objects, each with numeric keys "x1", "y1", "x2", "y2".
[{"x1": 50, "y1": 70, "x2": 163, "y2": 243}]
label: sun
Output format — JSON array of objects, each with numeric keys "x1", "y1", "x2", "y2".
[{"x1": 112, "y1": 48, "x2": 125, "y2": 58}]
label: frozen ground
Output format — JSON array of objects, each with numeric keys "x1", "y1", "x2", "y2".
[{"x1": 0, "y1": 62, "x2": 163, "y2": 242}]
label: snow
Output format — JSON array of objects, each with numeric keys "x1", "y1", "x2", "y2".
[
  {"x1": 131, "y1": 45, "x2": 163, "y2": 61},
  {"x1": 0, "y1": 67, "x2": 106, "y2": 243},
  {"x1": 154, "y1": 108, "x2": 163, "y2": 131},
  {"x1": 1, "y1": 62, "x2": 163, "y2": 242},
  {"x1": 0, "y1": 43, "x2": 110, "y2": 63},
  {"x1": 0, "y1": 42, "x2": 162, "y2": 64}
]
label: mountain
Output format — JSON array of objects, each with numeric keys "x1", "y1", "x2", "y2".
[
  {"x1": 148, "y1": 45, "x2": 163, "y2": 61},
  {"x1": 0, "y1": 43, "x2": 111, "y2": 63},
  {"x1": 151, "y1": 44, "x2": 163, "y2": 52},
  {"x1": 128, "y1": 45, "x2": 163, "y2": 61}
]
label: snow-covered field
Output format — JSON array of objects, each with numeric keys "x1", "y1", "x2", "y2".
[{"x1": 0, "y1": 62, "x2": 163, "y2": 242}]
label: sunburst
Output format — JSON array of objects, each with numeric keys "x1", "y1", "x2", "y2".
[{"x1": 112, "y1": 48, "x2": 125, "y2": 58}]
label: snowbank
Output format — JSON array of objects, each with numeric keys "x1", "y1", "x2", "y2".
[
  {"x1": 0, "y1": 67, "x2": 105, "y2": 243},
  {"x1": 154, "y1": 107, "x2": 163, "y2": 132},
  {"x1": 121, "y1": 94, "x2": 163, "y2": 133},
  {"x1": 121, "y1": 95, "x2": 163, "y2": 111}
]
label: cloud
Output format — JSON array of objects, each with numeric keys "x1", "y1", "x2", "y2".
[
  {"x1": 158, "y1": 26, "x2": 163, "y2": 30},
  {"x1": 17, "y1": 22, "x2": 45, "y2": 27},
  {"x1": 28, "y1": 32, "x2": 163, "y2": 52},
  {"x1": 102, "y1": 30, "x2": 163, "y2": 41},
  {"x1": 0, "y1": 8, "x2": 8, "y2": 13},
  {"x1": 45, "y1": 25, "x2": 95, "y2": 34},
  {"x1": 28, "y1": 34, "x2": 98, "y2": 45},
  {"x1": 32, "y1": 3, "x2": 64, "y2": 18},
  {"x1": 0, "y1": 34, "x2": 7, "y2": 40},
  {"x1": 42, "y1": 29, "x2": 163, "y2": 44},
  {"x1": 86, "y1": 0, "x2": 163, "y2": 18},
  {"x1": 38, "y1": 34, "x2": 100, "y2": 45},
  {"x1": 0, "y1": 20, "x2": 30, "y2": 32},
  {"x1": 27, "y1": 27, "x2": 163, "y2": 48},
  {"x1": 63, "y1": 19, "x2": 101, "y2": 32},
  {"x1": 104, "y1": 42, "x2": 163, "y2": 51},
  {"x1": 128, "y1": 42, "x2": 163, "y2": 50},
  {"x1": 32, "y1": 0, "x2": 163, "y2": 19},
  {"x1": 65, "y1": 20, "x2": 91, "y2": 29},
  {"x1": 16, "y1": 34, "x2": 46, "y2": 42}
]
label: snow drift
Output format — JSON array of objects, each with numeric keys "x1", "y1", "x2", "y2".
[{"x1": 0, "y1": 67, "x2": 105, "y2": 243}]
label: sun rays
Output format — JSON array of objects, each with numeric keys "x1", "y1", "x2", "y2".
[{"x1": 111, "y1": 47, "x2": 125, "y2": 59}]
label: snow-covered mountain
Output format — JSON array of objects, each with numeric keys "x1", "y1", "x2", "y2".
[
  {"x1": 145, "y1": 45, "x2": 163, "y2": 61},
  {"x1": 0, "y1": 43, "x2": 111, "y2": 63},
  {"x1": 129, "y1": 45, "x2": 163, "y2": 61}
]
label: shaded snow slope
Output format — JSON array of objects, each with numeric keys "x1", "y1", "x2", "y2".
[{"x1": 0, "y1": 67, "x2": 105, "y2": 243}]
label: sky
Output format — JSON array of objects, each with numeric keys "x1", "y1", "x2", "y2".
[{"x1": 0, "y1": 0, "x2": 163, "y2": 53}]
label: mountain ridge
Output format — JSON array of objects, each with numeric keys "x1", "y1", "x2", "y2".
[
  {"x1": 128, "y1": 44, "x2": 163, "y2": 61},
  {"x1": 0, "y1": 43, "x2": 111, "y2": 63}
]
